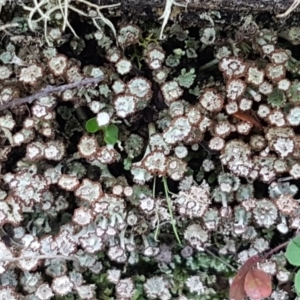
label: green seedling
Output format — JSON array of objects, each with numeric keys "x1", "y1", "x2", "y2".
[
  {"x1": 285, "y1": 236, "x2": 300, "y2": 295},
  {"x1": 85, "y1": 117, "x2": 119, "y2": 146}
]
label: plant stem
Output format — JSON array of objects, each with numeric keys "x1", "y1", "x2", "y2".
[
  {"x1": 199, "y1": 58, "x2": 218, "y2": 71},
  {"x1": 204, "y1": 248, "x2": 237, "y2": 271},
  {"x1": 162, "y1": 176, "x2": 182, "y2": 245},
  {"x1": 154, "y1": 209, "x2": 161, "y2": 242},
  {"x1": 262, "y1": 240, "x2": 290, "y2": 260},
  {"x1": 153, "y1": 176, "x2": 156, "y2": 197},
  {"x1": 153, "y1": 176, "x2": 161, "y2": 242}
]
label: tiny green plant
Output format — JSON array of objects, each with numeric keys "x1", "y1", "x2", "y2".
[
  {"x1": 285, "y1": 236, "x2": 300, "y2": 295},
  {"x1": 85, "y1": 117, "x2": 119, "y2": 146}
]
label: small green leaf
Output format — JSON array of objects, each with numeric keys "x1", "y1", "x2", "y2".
[
  {"x1": 208, "y1": 173, "x2": 216, "y2": 184},
  {"x1": 285, "y1": 236, "x2": 300, "y2": 266},
  {"x1": 267, "y1": 88, "x2": 286, "y2": 108},
  {"x1": 295, "y1": 269, "x2": 300, "y2": 295},
  {"x1": 185, "y1": 167, "x2": 194, "y2": 176},
  {"x1": 288, "y1": 81, "x2": 300, "y2": 104},
  {"x1": 124, "y1": 157, "x2": 132, "y2": 170},
  {"x1": 104, "y1": 124, "x2": 119, "y2": 145},
  {"x1": 85, "y1": 117, "x2": 100, "y2": 133}
]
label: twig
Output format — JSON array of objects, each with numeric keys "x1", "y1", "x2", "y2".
[
  {"x1": 262, "y1": 240, "x2": 290, "y2": 260},
  {"x1": 0, "y1": 76, "x2": 103, "y2": 112},
  {"x1": 278, "y1": 176, "x2": 294, "y2": 182},
  {"x1": 0, "y1": 254, "x2": 78, "y2": 263}
]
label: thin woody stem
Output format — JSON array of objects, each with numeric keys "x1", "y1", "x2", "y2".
[
  {"x1": 0, "y1": 76, "x2": 103, "y2": 112},
  {"x1": 0, "y1": 254, "x2": 78, "y2": 263},
  {"x1": 204, "y1": 248, "x2": 237, "y2": 271},
  {"x1": 262, "y1": 240, "x2": 290, "y2": 260}
]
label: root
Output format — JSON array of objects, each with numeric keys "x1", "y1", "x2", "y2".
[
  {"x1": 21, "y1": 0, "x2": 120, "y2": 45},
  {"x1": 276, "y1": 0, "x2": 300, "y2": 18}
]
